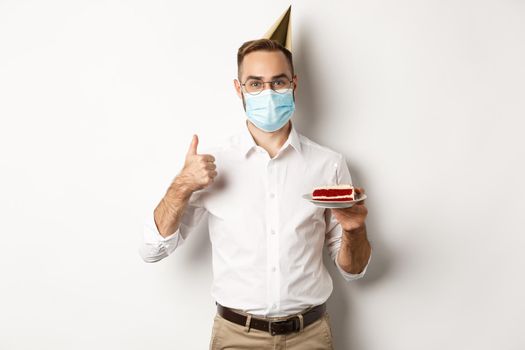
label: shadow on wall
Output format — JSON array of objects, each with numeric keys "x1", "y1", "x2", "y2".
[
  {"x1": 296, "y1": 21, "x2": 395, "y2": 350},
  {"x1": 323, "y1": 226, "x2": 394, "y2": 350},
  {"x1": 177, "y1": 215, "x2": 212, "y2": 271},
  {"x1": 292, "y1": 22, "x2": 321, "y2": 137}
]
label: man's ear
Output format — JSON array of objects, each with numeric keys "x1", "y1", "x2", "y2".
[{"x1": 233, "y1": 79, "x2": 242, "y2": 99}]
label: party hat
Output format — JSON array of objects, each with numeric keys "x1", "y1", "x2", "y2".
[{"x1": 262, "y1": 5, "x2": 292, "y2": 52}]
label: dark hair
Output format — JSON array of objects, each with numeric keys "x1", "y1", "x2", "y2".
[{"x1": 237, "y1": 39, "x2": 294, "y2": 80}]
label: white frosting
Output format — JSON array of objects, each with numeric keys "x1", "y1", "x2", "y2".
[
  {"x1": 312, "y1": 194, "x2": 354, "y2": 199},
  {"x1": 312, "y1": 184, "x2": 354, "y2": 190}
]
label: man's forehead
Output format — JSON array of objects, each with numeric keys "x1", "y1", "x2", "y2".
[{"x1": 240, "y1": 50, "x2": 292, "y2": 80}]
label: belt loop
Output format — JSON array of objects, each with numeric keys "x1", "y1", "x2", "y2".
[
  {"x1": 244, "y1": 314, "x2": 252, "y2": 332},
  {"x1": 297, "y1": 314, "x2": 304, "y2": 332}
]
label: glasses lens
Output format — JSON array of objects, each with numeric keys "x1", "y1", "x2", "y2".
[
  {"x1": 271, "y1": 79, "x2": 292, "y2": 93},
  {"x1": 244, "y1": 79, "x2": 264, "y2": 94}
]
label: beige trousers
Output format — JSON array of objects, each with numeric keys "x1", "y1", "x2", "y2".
[{"x1": 209, "y1": 311, "x2": 334, "y2": 350}]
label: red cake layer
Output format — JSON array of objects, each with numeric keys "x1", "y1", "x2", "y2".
[
  {"x1": 312, "y1": 188, "x2": 353, "y2": 197},
  {"x1": 312, "y1": 185, "x2": 355, "y2": 202}
]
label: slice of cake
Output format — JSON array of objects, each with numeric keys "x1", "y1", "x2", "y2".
[{"x1": 312, "y1": 184, "x2": 355, "y2": 202}]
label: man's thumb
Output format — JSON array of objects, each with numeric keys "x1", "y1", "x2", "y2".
[{"x1": 187, "y1": 134, "x2": 199, "y2": 155}]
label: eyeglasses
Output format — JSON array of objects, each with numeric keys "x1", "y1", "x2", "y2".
[{"x1": 240, "y1": 77, "x2": 294, "y2": 95}]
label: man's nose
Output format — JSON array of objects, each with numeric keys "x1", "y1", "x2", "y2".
[{"x1": 262, "y1": 82, "x2": 273, "y2": 90}]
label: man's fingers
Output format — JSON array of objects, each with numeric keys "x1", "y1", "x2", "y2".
[
  {"x1": 354, "y1": 187, "x2": 366, "y2": 204},
  {"x1": 201, "y1": 154, "x2": 216, "y2": 163},
  {"x1": 187, "y1": 134, "x2": 199, "y2": 156},
  {"x1": 205, "y1": 162, "x2": 217, "y2": 170}
]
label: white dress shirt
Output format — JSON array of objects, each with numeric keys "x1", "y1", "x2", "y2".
[{"x1": 140, "y1": 120, "x2": 371, "y2": 317}]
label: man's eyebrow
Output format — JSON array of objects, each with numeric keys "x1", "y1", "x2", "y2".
[
  {"x1": 271, "y1": 73, "x2": 290, "y2": 79},
  {"x1": 244, "y1": 73, "x2": 290, "y2": 81},
  {"x1": 244, "y1": 75, "x2": 263, "y2": 80}
]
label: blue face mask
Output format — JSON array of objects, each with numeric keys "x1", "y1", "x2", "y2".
[{"x1": 243, "y1": 88, "x2": 295, "y2": 132}]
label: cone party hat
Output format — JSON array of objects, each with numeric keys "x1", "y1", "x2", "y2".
[{"x1": 262, "y1": 5, "x2": 292, "y2": 52}]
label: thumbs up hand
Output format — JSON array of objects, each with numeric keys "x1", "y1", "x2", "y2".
[{"x1": 177, "y1": 134, "x2": 217, "y2": 193}]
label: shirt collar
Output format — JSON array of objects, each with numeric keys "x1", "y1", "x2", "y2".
[{"x1": 238, "y1": 120, "x2": 302, "y2": 158}]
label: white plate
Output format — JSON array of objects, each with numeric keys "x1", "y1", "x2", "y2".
[{"x1": 302, "y1": 193, "x2": 367, "y2": 208}]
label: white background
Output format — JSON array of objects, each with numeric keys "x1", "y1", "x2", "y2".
[{"x1": 1, "y1": 0, "x2": 524, "y2": 349}]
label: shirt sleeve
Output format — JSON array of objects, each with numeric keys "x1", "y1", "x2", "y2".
[
  {"x1": 139, "y1": 189, "x2": 208, "y2": 263},
  {"x1": 324, "y1": 153, "x2": 371, "y2": 281}
]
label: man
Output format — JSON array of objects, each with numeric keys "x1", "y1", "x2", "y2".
[{"x1": 140, "y1": 8, "x2": 371, "y2": 350}]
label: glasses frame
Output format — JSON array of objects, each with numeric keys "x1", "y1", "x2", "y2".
[{"x1": 240, "y1": 77, "x2": 295, "y2": 95}]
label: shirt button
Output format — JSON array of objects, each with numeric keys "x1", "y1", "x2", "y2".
[
  {"x1": 272, "y1": 266, "x2": 276, "y2": 272},
  {"x1": 271, "y1": 229, "x2": 276, "y2": 235},
  {"x1": 269, "y1": 193, "x2": 275, "y2": 198}
]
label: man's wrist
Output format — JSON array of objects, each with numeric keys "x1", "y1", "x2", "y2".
[
  {"x1": 342, "y1": 224, "x2": 367, "y2": 242},
  {"x1": 171, "y1": 174, "x2": 194, "y2": 200},
  {"x1": 338, "y1": 224, "x2": 371, "y2": 274}
]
